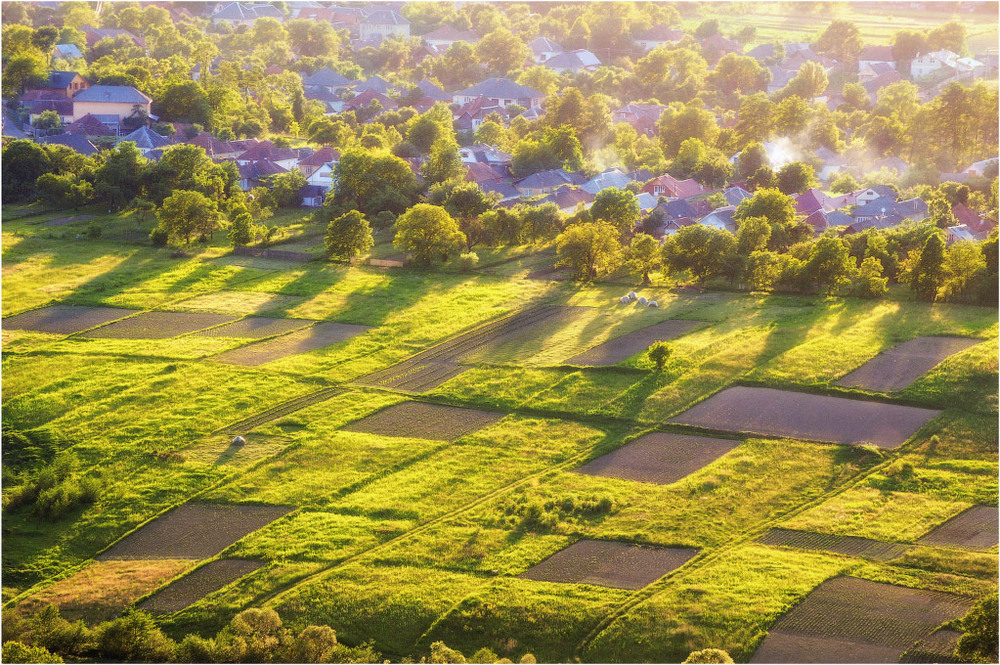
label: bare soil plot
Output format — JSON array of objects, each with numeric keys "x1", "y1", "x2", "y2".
[
  {"x1": 518, "y1": 540, "x2": 698, "y2": 590},
  {"x1": 3, "y1": 305, "x2": 138, "y2": 335},
  {"x1": 835, "y1": 336, "x2": 982, "y2": 392},
  {"x1": 902, "y1": 629, "x2": 963, "y2": 663},
  {"x1": 356, "y1": 305, "x2": 581, "y2": 391},
  {"x1": 194, "y1": 317, "x2": 314, "y2": 339},
  {"x1": 44, "y1": 214, "x2": 96, "y2": 227},
  {"x1": 341, "y1": 401, "x2": 504, "y2": 441},
  {"x1": 211, "y1": 321, "x2": 371, "y2": 366},
  {"x1": 138, "y1": 559, "x2": 263, "y2": 614},
  {"x1": 174, "y1": 291, "x2": 304, "y2": 315},
  {"x1": 668, "y1": 386, "x2": 941, "y2": 449},
  {"x1": 573, "y1": 433, "x2": 739, "y2": 485},
  {"x1": 565, "y1": 319, "x2": 701, "y2": 366},
  {"x1": 917, "y1": 505, "x2": 998, "y2": 550},
  {"x1": 97, "y1": 503, "x2": 292, "y2": 560},
  {"x1": 757, "y1": 528, "x2": 910, "y2": 561},
  {"x1": 750, "y1": 576, "x2": 973, "y2": 663},
  {"x1": 81, "y1": 311, "x2": 238, "y2": 339},
  {"x1": 17, "y1": 559, "x2": 191, "y2": 623}
]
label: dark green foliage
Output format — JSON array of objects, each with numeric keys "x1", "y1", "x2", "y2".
[
  {"x1": 911, "y1": 233, "x2": 947, "y2": 300},
  {"x1": 955, "y1": 594, "x2": 998, "y2": 663}
]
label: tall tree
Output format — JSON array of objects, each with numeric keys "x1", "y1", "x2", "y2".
[
  {"x1": 324, "y1": 210, "x2": 374, "y2": 261},
  {"x1": 394, "y1": 204, "x2": 466, "y2": 265},
  {"x1": 554, "y1": 221, "x2": 622, "y2": 280},
  {"x1": 155, "y1": 190, "x2": 222, "y2": 245}
]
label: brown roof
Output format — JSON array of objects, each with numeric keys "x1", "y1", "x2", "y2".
[
  {"x1": 298, "y1": 146, "x2": 340, "y2": 167},
  {"x1": 65, "y1": 113, "x2": 113, "y2": 136}
]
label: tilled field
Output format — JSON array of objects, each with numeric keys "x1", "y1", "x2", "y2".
[
  {"x1": 668, "y1": 386, "x2": 941, "y2": 448},
  {"x1": 211, "y1": 321, "x2": 371, "y2": 366},
  {"x1": 97, "y1": 503, "x2": 292, "y2": 560},
  {"x1": 573, "y1": 432, "x2": 739, "y2": 485},
  {"x1": 756, "y1": 528, "x2": 910, "y2": 561},
  {"x1": 138, "y1": 559, "x2": 263, "y2": 614},
  {"x1": 564, "y1": 319, "x2": 701, "y2": 366},
  {"x1": 917, "y1": 505, "x2": 998, "y2": 550},
  {"x1": 3, "y1": 305, "x2": 139, "y2": 335},
  {"x1": 81, "y1": 311, "x2": 238, "y2": 339},
  {"x1": 194, "y1": 316, "x2": 315, "y2": 339},
  {"x1": 835, "y1": 336, "x2": 982, "y2": 392},
  {"x1": 901, "y1": 629, "x2": 964, "y2": 663},
  {"x1": 356, "y1": 305, "x2": 582, "y2": 391},
  {"x1": 341, "y1": 401, "x2": 504, "y2": 441},
  {"x1": 750, "y1": 576, "x2": 973, "y2": 663},
  {"x1": 17, "y1": 559, "x2": 192, "y2": 623},
  {"x1": 174, "y1": 291, "x2": 304, "y2": 315},
  {"x1": 518, "y1": 540, "x2": 699, "y2": 590}
]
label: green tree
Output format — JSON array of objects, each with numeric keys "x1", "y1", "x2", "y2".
[
  {"x1": 155, "y1": 81, "x2": 212, "y2": 126},
  {"x1": 421, "y1": 137, "x2": 464, "y2": 185},
  {"x1": 830, "y1": 172, "x2": 860, "y2": 194},
  {"x1": 777, "y1": 161, "x2": 818, "y2": 195},
  {"x1": 940, "y1": 241, "x2": 986, "y2": 303},
  {"x1": 735, "y1": 215, "x2": 772, "y2": 256},
  {"x1": 851, "y1": 256, "x2": 888, "y2": 299},
  {"x1": 332, "y1": 148, "x2": 419, "y2": 216},
  {"x1": 228, "y1": 209, "x2": 258, "y2": 247},
  {"x1": 813, "y1": 19, "x2": 863, "y2": 68},
  {"x1": 663, "y1": 225, "x2": 737, "y2": 282},
  {"x1": 2, "y1": 139, "x2": 53, "y2": 202},
  {"x1": 94, "y1": 141, "x2": 149, "y2": 207},
  {"x1": 928, "y1": 21, "x2": 967, "y2": 55},
  {"x1": 710, "y1": 54, "x2": 770, "y2": 96},
  {"x1": 474, "y1": 28, "x2": 530, "y2": 76},
  {"x1": 95, "y1": 610, "x2": 175, "y2": 662},
  {"x1": 910, "y1": 232, "x2": 946, "y2": 300},
  {"x1": 647, "y1": 341, "x2": 671, "y2": 371},
  {"x1": 747, "y1": 165, "x2": 777, "y2": 191},
  {"x1": 554, "y1": 221, "x2": 622, "y2": 280},
  {"x1": 778, "y1": 62, "x2": 828, "y2": 101},
  {"x1": 804, "y1": 237, "x2": 855, "y2": 295},
  {"x1": 733, "y1": 188, "x2": 803, "y2": 250},
  {"x1": 657, "y1": 104, "x2": 719, "y2": 159},
  {"x1": 591, "y1": 187, "x2": 640, "y2": 236},
  {"x1": 627, "y1": 233, "x2": 662, "y2": 285},
  {"x1": 394, "y1": 204, "x2": 466, "y2": 265},
  {"x1": 268, "y1": 170, "x2": 307, "y2": 208},
  {"x1": 2, "y1": 641, "x2": 63, "y2": 664},
  {"x1": 155, "y1": 190, "x2": 222, "y2": 245},
  {"x1": 736, "y1": 142, "x2": 769, "y2": 180},
  {"x1": 955, "y1": 594, "x2": 998, "y2": 663},
  {"x1": 324, "y1": 210, "x2": 374, "y2": 261},
  {"x1": 683, "y1": 649, "x2": 734, "y2": 664},
  {"x1": 481, "y1": 208, "x2": 523, "y2": 246}
]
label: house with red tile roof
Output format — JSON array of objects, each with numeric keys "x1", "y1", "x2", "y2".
[{"x1": 642, "y1": 174, "x2": 704, "y2": 200}]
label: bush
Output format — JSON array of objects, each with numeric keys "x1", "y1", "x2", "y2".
[
  {"x1": 84, "y1": 222, "x2": 102, "y2": 239},
  {"x1": 2, "y1": 641, "x2": 63, "y2": 663},
  {"x1": 457, "y1": 251, "x2": 479, "y2": 272},
  {"x1": 648, "y1": 341, "x2": 671, "y2": 371},
  {"x1": 955, "y1": 594, "x2": 998, "y2": 663},
  {"x1": 149, "y1": 226, "x2": 169, "y2": 247},
  {"x1": 683, "y1": 648, "x2": 734, "y2": 663},
  {"x1": 95, "y1": 609, "x2": 175, "y2": 662}
]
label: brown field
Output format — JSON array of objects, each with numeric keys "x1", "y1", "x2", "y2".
[
  {"x1": 341, "y1": 401, "x2": 504, "y2": 441},
  {"x1": 138, "y1": 559, "x2": 263, "y2": 614},
  {"x1": 356, "y1": 305, "x2": 581, "y2": 391},
  {"x1": 668, "y1": 386, "x2": 941, "y2": 448},
  {"x1": 17, "y1": 559, "x2": 192, "y2": 623},
  {"x1": 97, "y1": 503, "x2": 293, "y2": 560},
  {"x1": 751, "y1": 576, "x2": 974, "y2": 663},
  {"x1": 211, "y1": 321, "x2": 371, "y2": 366},
  {"x1": 174, "y1": 291, "x2": 303, "y2": 315},
  {"x1": 917, "y1": 505, "x2": 999, "y2": 550},
  {"x1": 3, "y1": 305, "x2": 139, "y2": 335},
  {"x1": 81, "y1": 311, "x2": 238, "y2": 339},
  {"x1": 572, "y1": 432, "x2": 740, "y2": 485},
  {"x1": 902, "y1": 629, "x2": 964, "y2": 664},
  {"x1": 518, "y1": 539, "x2": 699, "y2": 590},
  {"x1": 757, "y1": 528, "x2": 910, "y2": 561},
  {"x1": 564, "y1": 319, "x2": 701, "y2": 366},
  {"x1": 835, "y1": 337, "x2": 982, "y2": 392},
  {"x1": 43, "y1": 214, "x2": 96, "y2": 227},
  {"x1": 194, "y1": 316, "x2": 315, "y2": 339}
]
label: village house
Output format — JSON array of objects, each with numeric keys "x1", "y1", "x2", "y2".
[
  {"x1": 541, "y1": 186, "x2": 595, "y2": 214},
  {"x1": 911, "y1": 50, "x2": 985, "y2": 79},
  {"x1": 514, "y1": 168, "x2": 585, "y2": 197},
  {"x1": 117, "y1": 126, "x2": 172, "y2": 156},
  {"x1": 635, "y1": 25, "x2": 685, "y2": 52},
  {"x1": 297, "y1": 146, "x2": 341, "y2": 178},
  {"x1": 858, "y1": 45, "x2": 896, "y2": 71},
  {"x1": 52, "y1": 44, "x2": 84, "y2": 60},
  {"x1": 359, "y1": 9, "x2": 410, "y2": 41},
  {"x1": 36, "y1": 132, "x2": 98, "y2": 155},
  {"x1": 64, "y1": 113, "x2": 114, "y2": 138},
  {"x1": 298, "y1": 184, "x2": 327, "y2": 207},
  {"x1": 803, "y1": 209, "x2": 854, "y2": 235},
  {"x1": 459, "y1": 144, "x2": 512, "y2": 167},
  {"x1": 25, "y1": 71, "x2": 89, "y2": 99},
  {"x1": 421, "y1": 25, "x2": 478, "y2": 50},
  {"x1": 697, "y1": 206, "x2": 738, "y2": 233},
  {"x1": 543, "y1": 49, "x2": 602, "y2": 74},
  {"x1": 528, "y1": 37, "x2": 564, "y2": 64},
  {"x1": 612, "y1": 103, "x2": 667, "y2": 136},
  {"x1": 642, "y1": 174, "x2": 704, "y2": 199},
  {"x1": 453, "y1": 78, "x2": 543, "y2": 109},
  {"x1": 581, "y1": 168, "x2": 632, "y2": 195},
  {"x1": 301, "y1": 68, "x2": 354, "y2": 95},
  {"x1": 209, "y1": 2, "x2": 283, "y2": 27},
  {"x1": 80, "y1": 26, "x2": 146, "y2": 49},
  {"x1": 184, "y1": 132, "x2": 240, "y2": 160},
  {"x1": 238, "y1": 159, "x2": 288, "y2": 191},
  {"x1": 71, "y1": 85, "x2": 151, "y2": 129},
  {"x1": 236, "y1": 141, "x2": 300, "y2": 170}
]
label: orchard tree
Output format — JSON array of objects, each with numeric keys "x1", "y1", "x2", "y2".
[
  {"x1": 657, "y1": 104, "x2": 719, "y2": 159},
  {"x1": 394, "y1": 204, "x2": 466, "y2": 265},
  {"x1": 421, "y1": 137, "x2": 464, "y2": 185},
  {"x1": 95, "y1": 142, "x2": 149, "y2": 207},
  {"x1": 474, "y1": 28, "x2": 530, "y2": 76},
  {"x1": 155, "y1": 190, "x2": 222, "y2": 245},
  {"x1": 733, "y1": 188, "x2": 803, "y2": 250},
  {"x1": 324, "y1": 210, "x2": 374, "y2": 261},
  {"x1": 804, "y1": 236, "x2": 855, "y2": 294},
  {"x1": 955, "y1": 594, "x2": 998, "y2": 663},
  {"x1": 554, "y1": 221, "x2": 622, "y2": 280},
  {"x1": 268, "y1": 171, "x2": 307, "y2": 208},
  {"x1": 851, "y1": 256, "x2": 889, "y2": 299},
  {"x1": 777, "y1": 161, "x2": 818, "y2": 195},
  {"x1": 627, "y1": 233, "x2": 662, "y2": 285},
  {"x1": 591, "y1": 187, "x2": 641, "y2": 236},
  {"x1": 710, "y1": 54, "x2": 770, "y2": 96},
  {"x1": 813, "y1": 19, "x2": 863, "y2": 68},
  {"x1": 735, "y1": 215, "x2": 772, "y2": 256},
  {"x1": 909, "y1": 232, "x2": 946, "y2": 300},
  {"x1": 663, "y1": 225, "x2": 737, "y2": 282},
  {"x1": 647, "y1": 341, "x2": 671, "y2": 371},
  {"x1": 228, "y1": 209, "x2": 258, "y2": 247},
  {"x1": 2, "y1": 139, "x2": 53, "y2": 202}
]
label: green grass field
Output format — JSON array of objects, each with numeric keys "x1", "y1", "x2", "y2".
[{"x1": 2, "y1": 204, "x2": 996, "y2": 662}]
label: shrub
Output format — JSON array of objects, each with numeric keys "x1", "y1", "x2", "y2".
[
  {"x1": 149, "y1": 226, "x2": 169, "y2": 247},
  {"x1": 683, "y1": 648, "x2": 734, "y2": 663},
  {"x1": 457, "y1": 251, "x2": 479, "y2": 272},
  {"x1": 648, "y1": 341, "x2": 672, "y2": 371},
  {"x1": 85, "y1": 222, "x2": 102, "y2": 239},
  {"x1": 95, "y1": 609, "x2": 175, "y2": 662},
  {"x1": 955, "y1": 594, "x2": 998, "y2": 663},
  {"x1": 2, "y1": 641, "x2": 63, "y2": 663}
]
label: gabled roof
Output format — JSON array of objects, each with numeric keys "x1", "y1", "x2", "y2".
[
  {"x1": 544, "y1": 49, "x2": 601, "y2": 71},
  {"x1": 24, "y1": 99, "x2": 74, "y2": 116},
  {"x1": 700, "y1": 33, "x2": 740, "y2": 53},
  {"x1": 456, "y1": 78, "x2": 542, "y2": 100},
  {"x1": 581, "y1": 168, "x2": 631, "y2": 195},
  {"x1": 82, "y1": 26, "x2": 145, "y2": 48},
  {"x1": 298, "y1": 146, "x2": 341, "y2": 167},
  {"x1": 185, "y1": 132, "x2": 238, "y2": 156},
  {"x1": 528, "y1": 36, "x2": 564, "y2": 55},
  {"x1": 637, "y1": 25, "x2": 684, "y2": 42},
  {"x1": 344, "y1": 88, "x2": 396, "y2": 110},
  {"x1": 66, "y1": 113, "x2": 113, "y2": 136},
  {"x1": 464, "y1": 161, "x2": 506, "y2": 183},
  {"x1": 747, "y1": 43, "x2": 778, "y2": 60},
  {"x1": 302, "y1": 67, "x2": 351, "y2": 88},
  {"x1": 73, "y1": 85, "x2": 151, "y2": 104},
  {"x1": 722, "y1": 186, "x2": 752, "y2": 206},
  {"x1": 53, "y1": 44, "x2": 84, "y2": 59},
  {"x1": 863, "y1": 70, "x2": 903, "y2": 98},
  {"x1": 39, "y1": 71, "x2": 84, "y2": 89},
  {"x1": 543, "y1": 185, "x2": 594, "y2": 209},
  {"x1": 211, "y1": 2, "x2": 260, "y2": 20},
  {"x1": 354, "y1": 75, "x2": 393, "y2": 94},
  {"x1": 117, "y1": 126, "x2": 172, "y2": 150},
  {"x1": 658, "y1": 198, "x2": 698, "y2": 220},
  {"x1": 859, "y1": 45, "x2": 894, "y2": 61},
  {"x1": 417, "y1": 78, "x2": 451, "y2": 101},
  {"x1": 422, "y1": 25, "x2": 477, "y2": 42},
  {"x1": 479, "y1": 180, "x2": 520, "y2": 201},
  {"x1": 237, "y1": 140, "x2": 298, "y2": 162},
  {"x1": 698, "y1": 205, "x2": 737, "y2": 232},
  {"x1": 795, "y1": 188, "x2": 832, "y2": 215},
  {"x1": 516, "y1": 168, "x2": 583, "y2": 190},
  {"x1": 37, "y1": 133, "x2": 98, "y2": 155},
  {"x1": 239, "y1": 159, "x2": 288, "y2": 180},
  {"x1": 362, "y1": 9, "x2": 408, "y2": 25}
]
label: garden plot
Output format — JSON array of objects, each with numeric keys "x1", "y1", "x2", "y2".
[
  {"x1": 750, "y1": 576, "x2": 973, "y2": 663},
  {"x1": 518, "y1": 540, "x2": 698, "y2": 590},
  {"x1": 3, "y1": 305, "x2": 138, "y2": 335},
  {"x1": 902, "y1": 629, "x2": 964, "y2": 663},
  {"x1": 565, "y1": 319, "x2": 701, "y2": 366},
  {"x1": 917, "y1": 505, "x2": 998, "y2": 550},
  {"x1": 341, "y1": 401, "x2": 504, "y2": 441},
  {"x1": 211, "y1": 321, "x2": 371, "y2": 366},
  {"x1": 757, "y1": 528, "x2": 909, "y2": 561},
  {"x1": 174, "y1": 291, "x2": 304, "y2": 315},
  {"x1": 668, "y1": 386, "x2": 941, "y2": 448},
  {"x1": 573, "y1": 432, "x2": 739, "y2": 485},
  {"x1": 81, "y1": 311, "x2": 237, "y2": 339},
  {"x1": 356, "y1": 305, "x2": 583, "y2": 391},
  {"x1": 194, "y1": 317, "x2": 314, "y2": 339},
  {"x1": 138, "y1": 559, "x2": 263, "y2": 614},
  {"x1": 97, "y1": 503, "x2": 292, "y2": 560},
  {"x1": 17, "y1": 559, "x2": 191, "y2": 623},
  {"x1": 835, "y1": 336, "x2": 982, "y2": 392}
]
